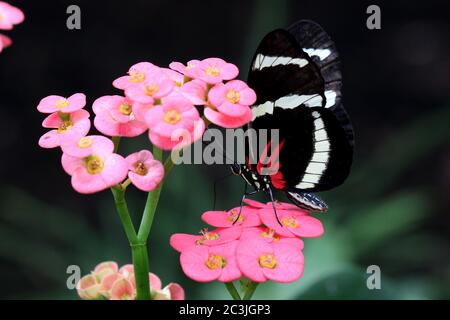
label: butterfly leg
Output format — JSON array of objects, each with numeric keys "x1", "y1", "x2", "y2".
[
  {"x1": 233, "y1": 183, "x2": 259, "y2": 224},
  {"x1": 268, "y1": 187, "x2": 282, "y2": 226}
]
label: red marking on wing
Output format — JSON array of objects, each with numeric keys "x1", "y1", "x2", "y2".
[
  {"x1": 256, "y1": 139, "x2": 286, "y2": 189},
  {"x1": 270, "y1": 170, "x2": 286, "y2": 189}
]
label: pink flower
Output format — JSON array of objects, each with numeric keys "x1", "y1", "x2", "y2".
[
  {"x1": 125, "y1": 150, "x2": 164, "y2": 192},
  {"x1": 77, "y1": 274, "x2": 102, "y2": 300},
  {"x1": 162, "y1": 67, "x2": 184, "y2": 87},
  {"x1": 61, "y1": 136, "x2": 114, "y2": 174},
  {"x1": 92, "y1": 95, "x2": 147, "y2": 137},
  {"x1": 118, "y1": 264, "x2": 135, "y2": 279},
  {"x1": 180, "y1": 241, "x2": 241, "y2": 282},
  {"x1": 208, "y1": 80, "x2": 256, "y2": 117},
  {"x1": 61, "y1": 135, "x2": 113, "y2": 158},
  {"x1": 170, "y1": 227, "x2": 242, "y2": 253},
  {"x1": 60, "y1": 137, "x2": 128, "y2": 194},
  {"x1": 169, "y1": 59, "x2": 201, "y2": 78},
  {"x1": 77, "y1": 261, "x2": 119, "y2": 300},
  {"x1": 38, "y1": 109, "x2": 90, "y2": 149},
  {"x1": 152, "y1": 282, "x2": 186, "y2": 300},
  {"x1": 259, "y1": 208, "x2": 324, "y2": 238},
  {"x1": 202, "y1": 206, "x2": 261, "y2": 228},
  {"x1": 204, "y1": 107, "x2": 252, "y2": 128},
  {"x1": 148, "y1": 119, "x2": 205, "y2": 151},
  {"x1": 244, "y1": 199, "x2": 308, "y2": 212},
  {"x1": 125, "y1": 69, "x2": 174, "y2": 104},
  {"x1": 163, "y1": 283, "x2": 185, "y2": 300},
  {"x1": 179, "y1": 79, "x2": 208, "y2": 105},
  {"x1": 236, "y1": 239, "x2": 304, "y2": 283},
  {"x1": 99, "y1": 272, "x2": 123, "y2": 297},
  {"x1": 113, "y1": 62, "x2": 158, "y2": 89},
  {"x1": 118, "y1": 264, "x2": 162, "y2": 291},
  {"x1": 145, "y1": 95, "x2": 205, "y2": 150},
  {"x1": 77, "y1": 264, "x2": 185, "y2": 300},
  {"x1": 110, "y1": 278, "x2": 136, "y2": 300},
  {"x1": 130, "y1": 102, "x2": 151, "y2": 122},
  {"x1": 0, "y1": 1, "x2": 24, "y2": 30},
  {"x1": 0, "y1": 33, "x2": 12, "y2": 52},
  {"x1": 203, "y1": 80, "x2": 256, "y2": 128},
  {"x1": 94, "y1": 261, "x2": 119, "y2": 277},
  {"x1": 37, "y1": 93, "x2": 86, "y2": 114},
  {"x1": 115, "y1": 264, "x2": 185, "y2": 300},
  {"x1": 241, "y1": 227, "x2": 304, "y2": 249},
  {"x1": 190, "y1": 58, "x2": 239, "y2": 84}
]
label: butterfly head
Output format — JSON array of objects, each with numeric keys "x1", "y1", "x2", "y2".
[{"x1": 230, "y1": 163, "x2": 242, "y2": 175}]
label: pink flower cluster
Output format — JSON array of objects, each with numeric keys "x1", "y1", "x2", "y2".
[
  {"x1": 170, "y1": 199, "x2": 324, "y2": 283},
  {"x1": 77, "y1": 261, "x2": 184, "y2": 300},
  {"x1": 37, "y1": 93, "x2": 164, "y2": 194},
  {"x1": 0, "y1": 1, "x2": 24, "y2": 53},
  {"x1": 37, "y1": 58, "x2": 255, "y2": 192},
  {"x1": 112, "y1": 59, "x2": 255, "y2": 148}
]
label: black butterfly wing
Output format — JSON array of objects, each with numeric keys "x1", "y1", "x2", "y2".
[
  {"x1": 287, "y1": 20, "x2": 354, "y2": 146},
  {"x1": 247, "y1": 29, "x2": 325, "y2": 108},
  {"x1": 247, "y1": 21, "x2": 353, "y2": 193},
  {"x1": 251, "y1": 106, "x2": 352, "y2": 192}
]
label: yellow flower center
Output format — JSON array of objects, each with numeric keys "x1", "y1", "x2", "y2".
[
  {"x1": 205, "y1": 254, "x2": 226, "y2": 270},
  {"x1": 205, "y1": 66, "x2": 220, "y2": 77},
  {"x1": 175, "y1": 81, "x2": 183, "y2": 87},
  {"x1": 55, "y1": 98, "x2": 70, "y2": 109},
  {"x1": 145, "y1": 83, "x2": 160, "y2": 96},
  {"x1": 129, "y1": 70, "x2": 145, "y2": 82},
  {"x1": 77, "y1": 137, "x2": 93, "y2": 148},
  {"x1": 196, "y1": 229, "x2": 220, "y2": 245},
  {"x1": 226, "y1": 89, "x2": 241, "y2": 104},
  {"x1": 57, "y1": 120, "x2": 73, "y2": 133},
  {"x1": 163, "y1": 109, "x2": 181, "y2": 124},
  {"x1": 261, "y1": 229, "x2": 280, "y2": 241},
  {"x1": 259, "y1": 254, "x2": 277, "y2": 269},
  {"x1": 134, "y1": 161, "x2": 148, "y2": 176},
  {"x1": 227, "y1": 209, "x2": 244, "y2": 222},
  {"x1": 119, "y1": 103, "x2": 132, "y2": 115},
  {"x1": 86, "y1": 156, "x2": 104, "y2": 175},
  {"x1": 281, "y1": 216, "x2": 299, "y2": 228}
]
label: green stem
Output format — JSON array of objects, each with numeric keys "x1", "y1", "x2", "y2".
[
  {"x1": 137, "y1": 147, "x2": 165, "y2": 242},
  {"x1": 111, "y1": 187, "x2": 150, "y2": 299},
  {"x1": 225, "y1": 282, "x2": 241, "y2": 300},
  {"x1": 112, "y1": 136, "x2": 121, "y2": 153},
  {"x1": 164, "y1": 154, "x2": 175, "y2": 173},
  {"x1": 242, "y1": 281, "x2": 259, "y2": 300},
  {"x1": 111, "y1": 144, "x2": 175, "y2": 299},
  {"x1": 137, "y1": 182, "x2": 163, "y2": 242},
  {"x1": 130, "y1": 147, "x2": 175, "y2": 300},
  {"x1": 110, "y1": 187, "x2": 137, "y2": 243},
  {"x1": 131, "y1": 243, "x2": 151, "y2": 300},
  {"x1": 137, "y1": 147, "x2": 175, "y2": 241}
]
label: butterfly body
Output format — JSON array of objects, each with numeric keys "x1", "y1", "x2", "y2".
[
  {"x1": 231, "y1": 20, "x2": 354, "y2": 212},
  {"x1": 231, "y1": 163, "x2": 272, "y2": 192}
]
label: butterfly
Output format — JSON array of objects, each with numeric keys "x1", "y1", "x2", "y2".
[{"x1": 230, "y1": 20, "x2": 354, "y2": 213}]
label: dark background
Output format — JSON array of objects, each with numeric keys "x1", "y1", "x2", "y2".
[{"x1": 0, "y1": 0, "x2": 449, "y2": 299}]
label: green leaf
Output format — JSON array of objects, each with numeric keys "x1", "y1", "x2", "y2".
[{"x1": 345, "y1": 192, "x2": 428, "y2": 256}]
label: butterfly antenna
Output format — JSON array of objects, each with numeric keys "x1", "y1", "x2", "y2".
[{"x1": 268, "y1": 187, "x2": 282, "y2": 226}]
